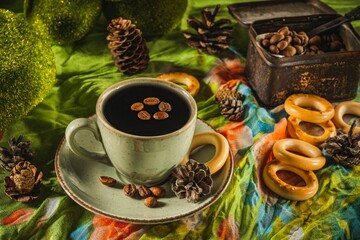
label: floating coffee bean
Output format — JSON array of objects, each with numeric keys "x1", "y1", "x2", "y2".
[
  {"x1": 158, "y1": 101, "x2": 172, "y2": 112},
  {"x1": 153, "y1": 111, "x2": 169, "y2": 120},
  {"x1": 138, "y1": 110, "x2": 151, "y2": 120},
  {"x1": 143, "y1": 97, "x2": 160, "y2": 105},
  {"x1": 130, "y1": 102, "x2": 144, "y2": 111},
  {"x1": 99, "y1": 176, "x2": 116, "y2": 186}
]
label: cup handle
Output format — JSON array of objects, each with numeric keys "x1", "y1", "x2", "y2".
[
  {"x1": 65, "y1": 118, "x2": 108, "y2": 163},
  {"x1": 181, "y1": 132, "x2": 230, "y2": 175}
]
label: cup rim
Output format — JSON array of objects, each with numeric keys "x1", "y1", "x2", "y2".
[{"x1": 96, "y1": 77, "x2": 198, "y2": 139}]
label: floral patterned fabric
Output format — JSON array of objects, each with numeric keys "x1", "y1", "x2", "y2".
[{"x1": 1, "y1": 0, "x2": 360, "y2": 239}]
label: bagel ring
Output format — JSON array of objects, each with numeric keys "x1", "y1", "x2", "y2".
[
  {"x1": 273, "y1": 138, "x2": 326, "y2": 170},
  {"x1": 287, "y1": 116, "x2": 336, "y2": 146},
  {"x1": 157, "y1": 72, "x2": 200, "y2": 96},
  {"x1": 181, "y1": 132, "x2": 229, "y2": 175},
  {"x1": 333, "y1": 101, "x2": 360, "y2": 134},
  {"x1": 284, "y1": 94, "x2": 335, "y2": 123},
  {"x1": 263, "y1": 160, "x2": 318, "y2": 201}
]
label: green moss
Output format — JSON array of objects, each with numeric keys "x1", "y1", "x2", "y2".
[
  {"x1": 24, "y1": 0, "x2": 102, "y2": 45},
  {"x1": 0, "y1": 9, "x2": 56, "y2": 131},
  {"x1": 103, "y1": 0, "x2": 188, "y2": 38}
]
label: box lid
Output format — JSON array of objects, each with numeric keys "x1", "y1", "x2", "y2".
[{"x1": 228, "y1": 0, "x2": 337, "y2": 27}]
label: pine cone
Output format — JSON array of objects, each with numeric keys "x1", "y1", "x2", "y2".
[
  {"x1": 106, "y1": 17, "x2": 149, "y2": 75},
  {"x1": 215, "y1": 88, "x2": 243, "y2": 121},
  {"x1": 171, "y1": 159, "x2": 213, "y2": 203},
  {"x1": 4, "y1": 161, "x2": 43, "y2": 202},
  {"x1": 183, "y1": 5, "x2": 233, "y2": 55},
  {"x1": 0, "y1": 136, "x2": 34, "y2": 171},
  {"x1": 323, "y1": 121, "x2": 360, "y2": 167}
]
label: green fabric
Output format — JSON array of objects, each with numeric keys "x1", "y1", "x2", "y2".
[{"x1": 1, "y1": 0, "x2": 360, "y2": 239}]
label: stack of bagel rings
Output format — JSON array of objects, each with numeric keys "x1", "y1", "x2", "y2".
[
  {"x1": 263, "y1": 138, "x2": 326, "y2": 201},
  {"x1": 284, "y1": 94, "x2": 336, "y2": 146}
]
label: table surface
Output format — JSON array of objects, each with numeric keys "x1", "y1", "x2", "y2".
[{"x1": 1, "y1": 0, "x2": 360, "y2": 239}]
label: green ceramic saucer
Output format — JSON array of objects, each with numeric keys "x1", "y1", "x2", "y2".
[{"x1": 55, "y1": 118, "x2": 234, "y2": 224}]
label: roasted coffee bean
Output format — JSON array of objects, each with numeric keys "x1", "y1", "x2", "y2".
[
  {"x1": 130, "y1": 102, "x2": 144, "y2": 111},
  {"x1": 309, "y1": 35, "x2": 321, "y2": 46},
  {"x1": 138, "y1": 185, "x2": 152, "y2": 198},
  {"x1": 150, "y1": 186, "x2": 166, "y2": 198},
  {"x1": 284, "y1": 36, "x2": 292, "y2": 43},
  {"x1": 123, "y1": 183, "x2": 137, "y2": 197},
  {"x1": 281, "y1": 46, "x2": 296, "y2": 57},
  {"x1": 276, "y1": 40, "x2": 288, "y2": 51},
  {"x1": 260, "y1": 26, "x2": 308, "y2": 57},
  {"x1": 310, "y1": 45, "x2": 319, "y2": 52},
  {"x1": 99, "y1": 176, "x2": 116, "y2": 186},
  {"x1": 158, "y1": 101, "x2": 172, "y2": 112},
  {"x1": 144, "y1": 196, "x2": 158, "y2": 208},
  {"x1": 153, "y1": 111, "x2": 169, "y2": 120},
  {"x1": 294, "y1": 45, "x2": 304, "y2": 55},
  {"x1": 138, "y1": 110, "x2": 151, "y2": 120},
  {"x1": 278, "y1": 26, "x2": 290, "y2": 36},
  {"x1": 330, "y1": 40, "x2": 343, "y2": 51},
  {"x1": 143, "y1": 97, "x2": 160, "y2": 105},
  {"x1": 269, "y1": 33, "x2": 285, "y2": 44},
  {"x1": 269, "y1": 45, "x2": 279, "y2": 54},
  {"x1": 261, "y1": 39, "x2": 270, "y2": 48}
]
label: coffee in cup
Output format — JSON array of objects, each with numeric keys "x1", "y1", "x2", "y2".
[{"x1": 66, "y1": 78, "x2": 197, "y2": 185}]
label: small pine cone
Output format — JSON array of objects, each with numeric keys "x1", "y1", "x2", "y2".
[
  {"x1": 0, "y1": 136, "x2": 34, "y2": 172},
  {"x1": 171, "y1": 159, "x2": 213, "y2": 203},
  {"x1": 4, "y1": 161, "x2": 43, "y2": 202},
  {"x1": 106, "y1": 18, "x2": 149, "y2": 75},
  {"x1": 215, "y1": 88, "x2": 243, "y2": 121},
  {"x1": 183, "y1": 5, "x2": 233, "y2": 55},
  {"x1": 323, "y1": 121, "x2": 360, "y2": 167}
]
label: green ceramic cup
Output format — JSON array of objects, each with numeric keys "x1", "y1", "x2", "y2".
[{"x1": 65, "y1": 78, "x2": 197, "y2": 185}]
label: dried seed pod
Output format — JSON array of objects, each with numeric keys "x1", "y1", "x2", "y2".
[
  {"x1": 144, "y1": 196, "x2": 158, "y2": 208},
  {"x1": 150, "y1": 186, "x2": 166, "y2": 197},
  {"x1": 158, "y1": 102, "x2": 172, "y2": 112},
  {"x1": 138, "y1": 185, "x2": 152, "y2": 198},
  {"x1": 281, "y1": 46, "x2": 296, "y2": 57},
  {"x1": 123, "y1": 183, "x2": 137, "y2": 197},
  {"x1": 130, "y1": 102, "x2": 144, "y2": 111},
  {"x1": 143, "y1": 97, "x2": 160, "y2": 105},
  {"x1": 99, "y1": 176, "x2": 116, "y2": 186},
  {"x1": 138, "y1": 110, "x2": 151, "y2": 120},
  {"x1": 269, "y1": 33, "x2": 285, "y2": 44}
]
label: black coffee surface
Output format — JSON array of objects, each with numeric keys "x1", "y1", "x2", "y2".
[{"x1": 103, "y1": 84, "x2": 191, "y2": 136}]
